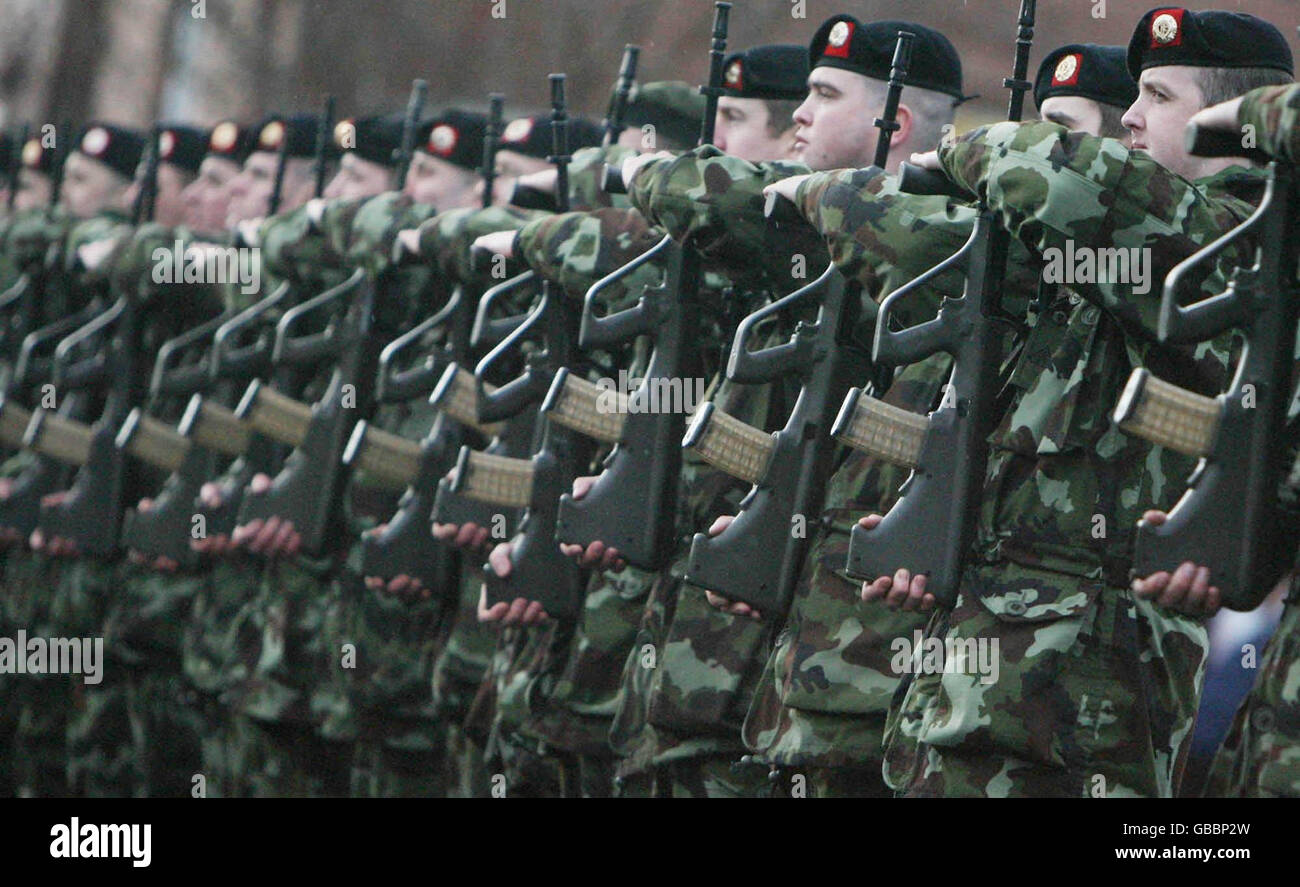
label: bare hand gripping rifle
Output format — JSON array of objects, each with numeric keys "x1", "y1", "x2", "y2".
[
  {"x1": 1113, "y1": 121, "x2": 1300, "y2": 610},
  {"x1": 116, "y1": 99, "x2": 338, "y2": 564},
  {"x1": 23, "y1": 126, "x2": 168, "y2": 555},
  {"x1": 673, "y1": 29, "x2": 912, "y2": 617},
  {"x1": 346, "y1": 93, "x2": 530, "y2": 587},
  {"x1": 548, "y1": 5, "x2": 730, "y2": 569},
  {"x1": 234, "y1": 81, "x2": 427, "y2": 556},
  {"x1": 836, "y1": 1, "x2": 1036, "y2": 608},
  {"x1": 438, "y1": 74, "x2": 598, "y2": 622}
]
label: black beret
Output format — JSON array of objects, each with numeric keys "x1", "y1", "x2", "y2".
[
  {"x1": 205, "y1": 120, "x2": 255, "y2": 164},
  {"x1": 75, "y1": 122, "x2": 146, "y2": 180},
  {"x1": 251, "y1": 113, "x2": 333, "y2": 158},
  {"x1": 1127, "y1": 8, "x2": 1293, "y2": 79},
  {"x1": 1035, "y1": 45, "x2": 1137, "y2": 111},
  {"x1": 417, "y1": 109, "x2": 488, "y2": 172},
  {"x1": 809, "y1": 16, "x2": 965, "y2": 102},
  {"x1": 334, "y1": 113, "x2": 405, "y2": 167},
  {"x1": 622, "y1": 82, "x2": 705, "y2": 148},
  {"x1": 721, "y1": 44, "x2": 810, "y2": 101},
  {"x1": 155, "y1": 123, "x2": 207, "y2": 175},
  {"x1": 498, "y1": 114, "x2": 603, "y2": 159}
]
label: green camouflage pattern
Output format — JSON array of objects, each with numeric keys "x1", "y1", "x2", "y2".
[
  {"x1": 1240, "y1": 83, "x2": 1300, "y2": 164},
  {"x1": 873, "y1": 124, "x2": 1267, "y2": 797}
]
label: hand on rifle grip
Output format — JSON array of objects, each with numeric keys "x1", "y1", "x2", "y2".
[
  {"x1": 362, "y1": 523, "x2": 430, "y2": 600},
  {"x1": 558, "y1": 474, "x2": 627, "y2": 572},
  {"x1": 699, "y1": 515, "x2": 762, "y2": 621},
  {"x1": 125, "y1": 497, "x2": 180, "y2": 573},
  {"x1": 1129, "y1": 510, "x2": 1223, "y2": 617},
  {"x1": 190, "y1": 481, "x2": 235, "y2": 556},
  {"x1": 476, "y1": 568, "x2": 548, "y2": 626},
  {"x1": 31, "y1": 490, "x2": 78, "y2": 557},
  {"x1": 232, "y1": 473, "x2": 301, "y2": 556},
  {"x1": 856, "y1": 514, "x2": 935, "y2": 611}
]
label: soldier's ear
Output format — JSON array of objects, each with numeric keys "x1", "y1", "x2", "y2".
[{"x1": 891, "y1": 103, "x2": 915, "y2": 154}]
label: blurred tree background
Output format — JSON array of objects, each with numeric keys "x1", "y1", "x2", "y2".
[{"x1": 0, "y1": 0, "x2": 1296, "y2": 134}]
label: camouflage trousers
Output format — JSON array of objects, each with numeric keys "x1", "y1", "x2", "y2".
[
  {"x1": 1203, "y1": 597, "x2": 1300, "y2": 798},
  {"x1": 882, "y1": 562, "x2": 1208, "y2": 798}
]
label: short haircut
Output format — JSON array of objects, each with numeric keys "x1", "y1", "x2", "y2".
[
  {"x1": 1098, "y1": 103, "x2": 1129, "y2": 140},
  {"x1": 1195, "y1": 66, "x2": 1293, "y2": 108},
  {"x1": 762, "y1": 99, "x2": 802, "y2": 137}
]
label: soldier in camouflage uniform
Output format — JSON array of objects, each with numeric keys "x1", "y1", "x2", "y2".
[
  {"x1": 605, "y1": 17, "x2": 966, "y2": 797},
  {"x1": 746, "y1": 43, "x2": 1137, "y2": 798},
  {"x1": 10, "y1": 122, "x2": 145, "y2": 796},
  {"x1": 861, "y1": 7, "x2": 1292, "y2": 797},
  {"x1": 1150, "y1": 80, "x2": 1300, "y2": 797},
  {"x1": 177, "y1": 113, "x2": 339, "y2": 797}
]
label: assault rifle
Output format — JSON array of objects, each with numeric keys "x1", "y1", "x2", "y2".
[
  {"x1": 0, "y1": 122, "x2": 91, "y2": 536},
  {"x1": 346, "y1": 93, "x2": 528, "y2": 588},
  {"x1": 674, "y1": 29, "x2": 913, "y2": 616},
  {"x1": 836, "y1": 1, "x2": 1037, "y2": 607},
  {"x1": 118, "y1": 101, "x2": 339, "y2": 566},
  {"x1": 234, "y1": 81, "x2": 428, "y2": 555},
  {"x1": 1112, "y1": 120, "x2": 1300, "y2": 610},
  {"x1": 549, "y1": 5, "x2": 730, "y2": 569},
  {"x1": 23, "y1": 126, "x2": 169, "y2": 554},
  {"x1": 439, "y1": 73, "x2": 598, "y2": 622}
]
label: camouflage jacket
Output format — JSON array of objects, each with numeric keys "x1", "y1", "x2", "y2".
[{"x1": 1240, "y1": 83, "x2": 1300, "y2": 163}]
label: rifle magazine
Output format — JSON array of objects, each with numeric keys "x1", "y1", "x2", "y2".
[
  {"x1": 833, "y1": 389, "x2": 927, "y2": 468},
  {"x1": 1114, "y1": 368, "x2": 1218, "y2": 458},
  {"x1": 684, "y1": 402, "x2": 773, "y2": 486}
]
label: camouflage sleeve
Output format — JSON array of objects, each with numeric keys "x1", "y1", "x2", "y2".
[
  {"x1": 2, "y1": 207, "x2": 71, "y2": 271},
  {"x1": 259, "y1": 204, "x2": 348, "y2": 288},
  {"x1": 793, "y1": 166, "x2": 980, "y2": 331},
  {"x1": 415, "y1": 205, "x2": 542, "y2": 287},
  {"x1": 627, "y1": 145, "x2": 816, "y2": 278},
  {"x1": 566, "y1": 144, "x2": 636, "y2": 211},
  {"x1": 939, "y1": 121, "x2": 1262, "y2": 341},
  {"x1": 515, "y1": 207, "x2": 663, "y2": 307},
  {"x1": 1238, "y1": 83, "x2": 1300, "y2": 164}
]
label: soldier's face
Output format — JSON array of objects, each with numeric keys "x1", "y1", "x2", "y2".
[
  {"x1": 477, "y1": 149, "x2": 550, "y2": 206},
  {"x1": 1122, "y1": 66, "x2": 1208, "y2": 179},
  {"x1": 404, "y1": 151, "x2": 479, "y2": 210},
  {"x1": 1039, "y1": 96, "x2": 1104, "y2": 138},
  {"x1": 181, "y1": 156, "x2": 241, "y2": 234},
  {"x1": 225, "y1": 151, "x2": 313, "y2": 224},
  {"x1": 324, "y1": 153, "x2": 391, "y2": 201},
  {"x1": 791, "y1": 67, "x2": 881, "y2": 171},
  {"x1": 13, "y1": 169, "x2": 51, "y2": 211},
  {"x1": 715, "y1": 97, "x2": 796, "y2": 163},
  {"x1": 60, "y1": 152, "x2": 131, "y2": 220},
  {"x1": 124, "y1": 163, "x2": 189, "y2": 227}
]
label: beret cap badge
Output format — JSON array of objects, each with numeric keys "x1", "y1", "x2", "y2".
[
  {"x1": 1052, "y1": 54, "x2": 1080, "y2": 85},
  {"x1": 502, "y1": 117, "x2": 534, "y2": 143},
  {"x1": 724, "y1": 60, "x2": 742, "y2": 88},
  {"x1": 210, "y1": 121, "x2": 238, "y2": 153},
  {"x1": 159, "y1": 130, "x2": 176, "y2": 159},
  {"x1": 1151, "y1": 11, "x2": 1180, "y2": 45},
  {"x1": 22, "y1": 139, "x2": 42, "y2": 168},
  {"x1": 429, "y1": 123, "x2": 458, "y2": 155},
  {"x1": 828, "y1": 21, "x2": 851, "y2": 48},
  {"x1": 81, "y1": 126, "x2": 110, "y2": 157},
  {"x1": 333, "y1": 119, "x2": 356, "y2": 148},
  {"x1": 259, "y1": 120, "x2": 285, "y2": 149}
]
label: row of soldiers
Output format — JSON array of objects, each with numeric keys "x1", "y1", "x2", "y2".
[{"x1": 0, "y1": 3, "x2": 1296, "y2": 798}]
